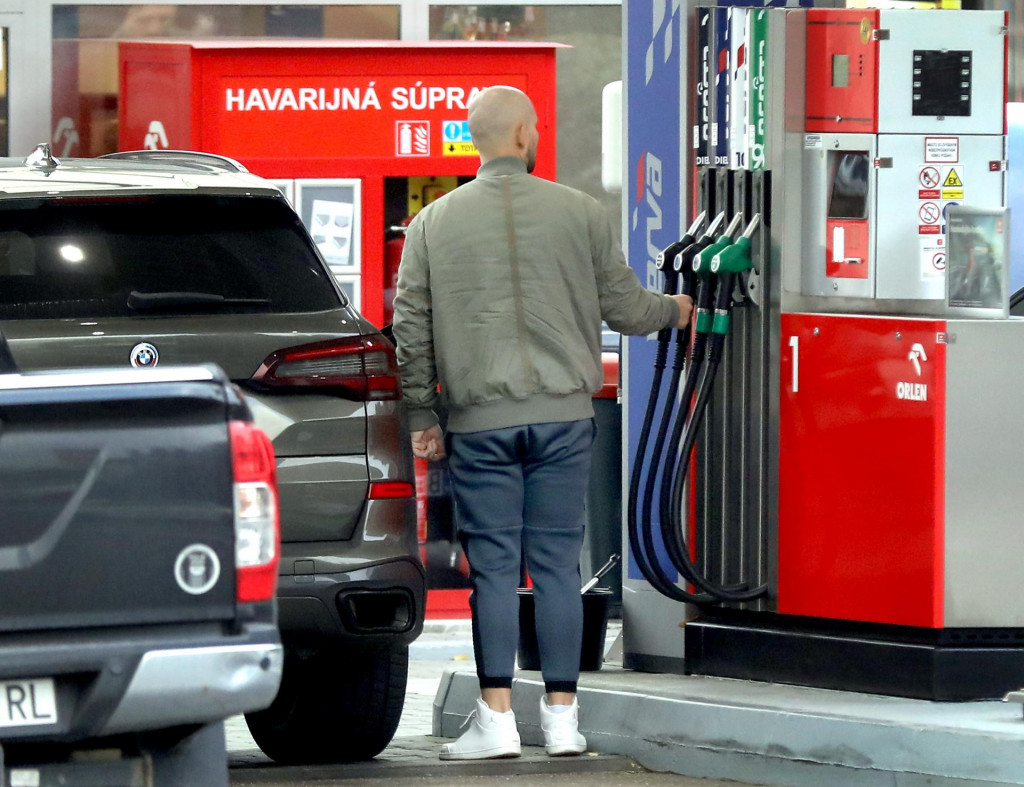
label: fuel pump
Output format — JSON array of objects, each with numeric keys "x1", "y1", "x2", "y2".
[
  {"x1": 628, "y1": 208, "x2": 769, "y2": 607},
  {"x1": 657, "y1": 214, "x2": 768, "y2": 604},
  {"x1": 626, "y1": 4, "x2": 1024, "y2": 701}
]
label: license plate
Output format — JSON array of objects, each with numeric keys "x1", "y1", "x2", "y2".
[{"x1": 0, "y1": 680, "x2": 57, "y2": 728}]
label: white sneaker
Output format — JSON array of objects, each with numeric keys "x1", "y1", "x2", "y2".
[
  {"x1": 539, "y1": 696, "x2": 587, "y2": 756},
  {"x1": 439, "y1": 698, "x2": 522, "y2": 760}
]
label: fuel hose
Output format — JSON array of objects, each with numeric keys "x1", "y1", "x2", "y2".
[
  {"x1": 625, "y1": 212, "x2": 720, "y2": 603},
  {"x1": 660, "y1": 215, "x2": 768, "y2": 603}
]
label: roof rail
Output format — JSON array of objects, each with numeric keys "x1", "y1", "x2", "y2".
[{"x1": 99, "y1": 150, "x2": 249, "y2": 174}]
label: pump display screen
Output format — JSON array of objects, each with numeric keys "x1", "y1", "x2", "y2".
[
  {"x1": 912, "y1": 50, "x2": 972, "y2": 118},
  {"x1": 827, "y1": 152, "x2": 869, "y2": 219}
]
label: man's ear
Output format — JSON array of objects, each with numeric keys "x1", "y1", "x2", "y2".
[{"x1": 513, "y1": 122, "x2": 528, "y2": 151}]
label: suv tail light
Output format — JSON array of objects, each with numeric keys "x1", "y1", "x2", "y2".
[
  {"x1": 368, "y1": 481, "x2": 415, "y2": 499},
  {"x1": 229, "y1": 421, "x2": 280, "y2": 604},
  {"x1": 250, "y1": 335, "x2": 401, "y2": 401}
]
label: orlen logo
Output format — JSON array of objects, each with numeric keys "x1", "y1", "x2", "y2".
[
  {"x1": 53, "y1": 117, "x2": 80, "y2": 157},
  {"x1": 632, "y1": 152, "x2": 663, "y2": 293},
  {"x1": 644, "y1": 0, "x2": 683, "y2": 85},
  {"x1": 144, "y1": 120, "x2": 169, "y2": 150}
]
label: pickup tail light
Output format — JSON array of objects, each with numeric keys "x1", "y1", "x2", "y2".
[
  {"x1": 250, "y1": 334, "x2": 401, "y2": 401},
  {"x1": 230, "y1": 421, "x2": 280, "y2": 604}
]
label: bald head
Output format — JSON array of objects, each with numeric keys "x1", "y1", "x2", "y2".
[{"x1": 468, "y1": 86, "x2": 539, "y2": 171}]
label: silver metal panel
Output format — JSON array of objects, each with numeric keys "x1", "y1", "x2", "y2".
[
  {"x1": 621, "y1": 586, "x2": 689, "y2": 667},
  {"x1": 778, "y1": 9, "x2": 807, "y2": 306},
  {"x1": 943, "y1": 319, "x2": 1024, "y2": 627},
  {"x1": 800, "y1": 133, "x2": 876, "y2": 299},
  {"x1": 101, "y1": 642, "x2": 284, "y2": 735},
  {"x1": 875, "y1": 134, "x2": 1004, "y2": 301},
  {"x1": 877, "y1": 10, "x2": 1005, "y2": 136}
]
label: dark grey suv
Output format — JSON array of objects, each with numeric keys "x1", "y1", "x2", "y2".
[{"x1": 0, "y1": 146, "x2": 425, "y2": 763}]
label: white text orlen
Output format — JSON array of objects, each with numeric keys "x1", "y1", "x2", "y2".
[
  {"x1": 225, "y1": 83, "x2": 486, "y2": 112},
  {"x1": 896, "y1": 382, "x2": 928, "y2": 402}
]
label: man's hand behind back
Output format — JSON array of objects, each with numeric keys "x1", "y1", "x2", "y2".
[
  {"x1": 411, "y1": 424, "x2": 446, "y2": 461},
  {"x1": 670, "y1": 294, "x2": 694, "y2": 329}
]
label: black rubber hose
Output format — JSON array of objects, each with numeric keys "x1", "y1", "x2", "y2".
[
  {"x1": 661, "y1": 274, "x2": 769, "y2": 602},
  {"x1": 664, "y1": 358, "x2": 766, "y2": 602},
  {"x1": 625, "y1": 232, "x2": 718, "y2": 605},
  {"x1": 625, "y1": 333, "x2": 717, "y2": 604}
]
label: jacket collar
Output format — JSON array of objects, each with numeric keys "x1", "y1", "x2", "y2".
[{"x1": 476, "y1": 156, "x2": 529, "y2": 178}]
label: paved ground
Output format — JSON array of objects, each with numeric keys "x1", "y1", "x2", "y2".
[{"x1": 226, "y1": 619, "x2": 622, "y2": 769}]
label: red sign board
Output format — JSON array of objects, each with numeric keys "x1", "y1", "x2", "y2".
[
  {"x1": 211, "y1": 74, "x2": 526, "y2": 160},
  {"x1": 119, "y1": 41, "x2": 560, "y2": 179}
]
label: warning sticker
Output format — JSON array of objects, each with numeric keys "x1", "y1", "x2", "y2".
[
  {"x1": 925, "y1": 137, "x2": 959, "y2": 164},
  {"x1": 442, "y1": 120, "x2": 478, "y2": 157},
  {"x1": 943, "y1": 168, "x2": 963, "y2": 187},
  {"x1": 920, "y1": 235, "x2": 946, "y2": 282},
  {"x1": 919, "y1": 202, "x2": 941, "y2": 225},
  {"x1": 919, "y1": 166, "x2": 940, "y2": 189},
  {"x1": 940, "y1": 166, "x2": 964, "y2": 200},
  {"x1": 443, "y1": 142, "x2": 478, "y2": 156}
]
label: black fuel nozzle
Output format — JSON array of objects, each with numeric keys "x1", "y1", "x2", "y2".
[
  {"x1": 655, "y1": 210, "x2": 708, "y2": 295},
  {"x1": 708, "y1": 213, "x2": 761, "y2": 359},
  {"x1": 673, "y1": 211, "x2": 725, "y2": 298}
]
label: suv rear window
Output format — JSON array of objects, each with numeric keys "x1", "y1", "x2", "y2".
[{"x1": 0, "y1": 194, "x2": 342, "y2": 319}]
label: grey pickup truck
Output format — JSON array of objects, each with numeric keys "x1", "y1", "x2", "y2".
[{"x1": 0, "y1": 330, "x2": 283, "y2": 786}]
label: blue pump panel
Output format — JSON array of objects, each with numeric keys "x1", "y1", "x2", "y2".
[{"x1": 624, "y1": 0, "x2": 684, "y2": 582}]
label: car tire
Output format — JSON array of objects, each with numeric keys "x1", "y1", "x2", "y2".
[{"x1": 245, "y1": 644, "x2": 408, "y2": 763}]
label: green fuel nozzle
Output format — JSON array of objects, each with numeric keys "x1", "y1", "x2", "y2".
[
  {"x1": 691, "y1": 212, "x2": 743, "y2": 335},
  {"x1": 692, "y1": 212, "x2": 744, "y2": 277},
  {"x1": 710, "y1": 213, "x2": 761, "y2": 338}
]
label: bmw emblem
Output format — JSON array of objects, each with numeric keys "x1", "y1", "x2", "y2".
[{"x1": 130, "y1": 342, "x2": 159, "y2": 368}]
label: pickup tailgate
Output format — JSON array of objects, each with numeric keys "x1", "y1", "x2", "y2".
[{"x1": 0, "y1": 368, "x2": 237, "y2": 631}]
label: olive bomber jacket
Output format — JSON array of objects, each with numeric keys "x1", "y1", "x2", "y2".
[{"x1": 391, "y1": 156, "x2": 680, "y2": 435}]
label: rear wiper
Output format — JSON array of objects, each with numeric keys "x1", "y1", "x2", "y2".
[{"x1": 127, "y1": 290, "x2": 271, "y2": 311}]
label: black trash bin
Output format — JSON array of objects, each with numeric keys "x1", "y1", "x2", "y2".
[{"x1": 516, "y1": 587, "x2": 612, "y2": 672}]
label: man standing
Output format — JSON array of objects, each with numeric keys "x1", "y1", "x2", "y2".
[{"x1": 392, "y1": 85, "x2": 691, "y2": 760}]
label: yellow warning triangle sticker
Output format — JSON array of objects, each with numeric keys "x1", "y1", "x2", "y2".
[{"x1": 943, "y1": 169, "x2": 963, "y2": 187}]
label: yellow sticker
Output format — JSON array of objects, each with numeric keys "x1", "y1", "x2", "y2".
[
  {"x1": 860, "y1": 18, "x2": 872, "y2": 45},
  {"x1": 942, "y1": 188, "x2": 964, "y2": 199},
  {"x1": 443, "y1": 142, "x2": 479, "y2": 157},
  {"x1": 943, "y1": 168, "x2": 963, "y2": 187}
]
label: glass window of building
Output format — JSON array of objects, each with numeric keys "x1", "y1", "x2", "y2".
[
  {"x1": 52, "y1": 5, "x2": 401, "y2": 157},
  {"x1": 429, "y1": 6, "x2": 622, "y2": 226}
]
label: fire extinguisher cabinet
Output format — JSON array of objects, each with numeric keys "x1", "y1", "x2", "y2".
[{"x1": 117, "y1": 40, "x2": 563, "y2": 328}]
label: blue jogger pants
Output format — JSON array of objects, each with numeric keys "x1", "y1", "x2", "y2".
[{"x1": 448, "y1": 418, "x2": 594, "y2": 694}]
